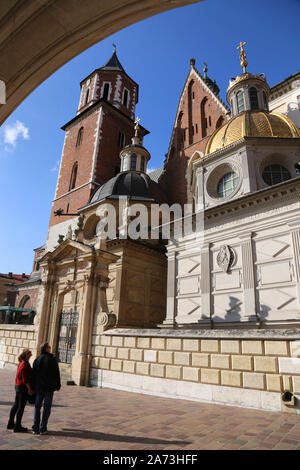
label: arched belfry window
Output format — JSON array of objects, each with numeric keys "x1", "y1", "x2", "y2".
[
  {"x1": 84, "y1": 89, "x2": 89, "y2": 105},
  {"x1": 236, "y1": 91, "x2": 245, "y2": 113},
  {"x1": 249, "y1": 87, "x2": 259, "y2": 110},
  {"x1": 76, "y1": 127, "x2": 83, "y2": 147},
  {"x1": 69, "y1": 162, "x2": 78, "y2": 191},
  {"x1": 103, "y1": 83, "x2": 110, "y2": 100},
  {"x1": 123, "y1": 89, "x2": 129, "y2": 107}
]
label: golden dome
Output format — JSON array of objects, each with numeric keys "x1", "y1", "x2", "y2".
[{"x1": 205, "y1": 111, "x2": 300, "y2": 156}]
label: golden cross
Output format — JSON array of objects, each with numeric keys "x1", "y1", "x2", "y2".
[
  {"x1": 236, "y1": 41, "x2": 248, "y2": 73},
  {"x1": 134, "y1": 116, "x2": 141, "y2": 136},
  {"x1": 237, "y1": 41, "x2": 246, "y2": 53}
]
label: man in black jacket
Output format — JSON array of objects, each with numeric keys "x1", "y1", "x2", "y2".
[{"x1": 32, "y1": 342, "x2": 61, "y2": 435}]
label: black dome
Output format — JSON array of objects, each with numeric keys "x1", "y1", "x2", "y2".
[
  {"x1": 203, "y1": 76, "x2": 220, "y2": 95},
  {"x1": 89, "y1": 172, "x2": 168, "y2": 205}
]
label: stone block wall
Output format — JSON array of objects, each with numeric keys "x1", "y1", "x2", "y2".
[
  {"x1": 0, "y1": 325, "x2": 36, "y2": 368},
  {"x1": 89, "y1": 329, "x2": 300, "y2": 413}
]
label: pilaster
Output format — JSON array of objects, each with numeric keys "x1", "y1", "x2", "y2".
[
  {"x1": 162, "y1": 249, "x2": 177, "y2": 327},
  {"x1": 239, "y1": 232, "x2": 258, "y2": 322},
  {"x1": 200, "y1": 242, "x2": 211, "y2": 321},
  {"x1": 290, "y1": 225, "x2": 300, "y2": 308}
]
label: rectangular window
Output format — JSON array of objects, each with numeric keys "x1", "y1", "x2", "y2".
[{"x1": 195, "y1": 123, "x2": 198, "y2": 133}]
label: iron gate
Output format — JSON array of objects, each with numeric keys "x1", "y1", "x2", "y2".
[{"x1": 56, "y1": 309, "x2": 78, "y2": 364}]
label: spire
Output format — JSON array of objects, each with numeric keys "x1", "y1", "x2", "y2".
[
  {"x1": 100, "y1": 47, "x2": 126, "y2": 73},
  {"x1": 202, "y1": 61, "x2": 220, "y2": 96}
]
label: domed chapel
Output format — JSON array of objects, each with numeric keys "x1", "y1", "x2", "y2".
[{"x1": 3, "y1": 44, "x2": 300, "y2": 413}]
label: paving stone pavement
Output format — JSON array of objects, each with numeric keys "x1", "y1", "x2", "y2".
[{"x1": 1, "y1": 368, "x2": 300, "y2": 451}]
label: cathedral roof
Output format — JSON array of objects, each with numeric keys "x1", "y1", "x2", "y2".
[
  {"x1": 88, "y1": 171, "x2": 168, "y2": 205},
  {"x1": 205, "y1": 110, "x2": 300, "y2": 156}
]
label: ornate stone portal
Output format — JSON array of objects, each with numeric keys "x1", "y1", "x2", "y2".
[{"x1": 35, "y1": 239, "x2": 118, "y2": 385}]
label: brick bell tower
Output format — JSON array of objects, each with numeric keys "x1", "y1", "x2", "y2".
[{"x1": 47, "y1": 48, "x2": 148, "y2": 250}]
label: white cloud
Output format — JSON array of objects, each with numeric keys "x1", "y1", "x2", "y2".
[
  {"x1": 50, "y1": 160, "x2": 60, "y2": 172},
  {"x1": 147, "y1": 167, "x2": 158, "y2": 174},
  {"x1": 3, "y1": 120, "x2": 29, "y2": 149}
]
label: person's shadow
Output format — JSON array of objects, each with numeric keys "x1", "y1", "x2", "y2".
[{"x1": 49, "y1": 428, "x2": 191, "y2": 446}]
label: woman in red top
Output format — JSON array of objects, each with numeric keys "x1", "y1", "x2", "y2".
[{"x1": 7, "y1": 348, "x2": 34, "y2": 432}]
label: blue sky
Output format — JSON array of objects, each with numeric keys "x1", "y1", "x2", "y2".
[{"x1": 0, "y1": 0, "x2": 299, "y2": 274}]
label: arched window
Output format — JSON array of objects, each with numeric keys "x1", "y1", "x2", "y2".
[
  {"x1": 200, "y1": 97, "x2": 208, "y2": 138},
  {"x1": 123, "y1": 89, "x2": 129, "y2": 107},
  {"x1": 118, "y1": 131, "x2": 125, "y2": 149},
  {"x1": 76, "y1": 127, "x2": 83, "y2": 147},
  {"x1": 19, "y1": 295, "x2": 30, "y2": 308},
  {"x1": 263, "y1": 91, "x2": 268, "y2": 110},
  {"x1": 69, "y1": 162, "x2": 78, "y2": 191},
  {"x1": 123, "y1": 154, "x2": 129, "y2": 171},
  {"x1": 188, "y1": 80, "x2": 195, "y2": 144},
  {"x1": 84, "y1": 89, "x2": 89, "y2": 105},
  {"x1": 217, "y1": 172, "x2": 239, "y2": 198},
  {"x1": 103, "y1": 83, "x2": 110, "y2": 100},
  {"x1": 262, "y1": 164, "x2": 291, "y2": 186},
  {"x1": 249, "y1": 87, "x2": 259, "y2": 110},
  {"x1": 236, "y1": 91, "x2": 245, "y2": 113},
  {"x1": 216, "y1": 116, "x2": 224, "y2": 129},
  {"x1": 130, "y1": 153, "x2": 137, "y2": 170}
]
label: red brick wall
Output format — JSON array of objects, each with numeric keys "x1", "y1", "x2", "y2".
[
  {"x1": 79, "y1": 70, "x2": 138, "y2": 120},
  {"x1": 160, "y1": 71, "x2": 227, "y2": 206},
  {"x1": 49, "y1": 105, "x2": 139, "y2": 228},
  {"x1": 15, "y1": 286, "x2": 40, "y2": 311}
]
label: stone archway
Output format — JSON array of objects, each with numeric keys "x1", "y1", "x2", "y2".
[{"x1": 0, "y1": 0, "x2": 202, "y2": 125}]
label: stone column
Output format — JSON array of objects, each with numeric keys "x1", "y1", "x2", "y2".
[
  {"x1": 239, "y1": 232, "x2": 258, "y2": 322},
  {"x1": 195, "y1": 166, "x2": 204, "y2": 210},
  {"x1": 200, "y1": 242, "x2": 211, "y2": 322},
  {"x1": 34, "y1": 262, "x2": 55, "y2": 357},
  {"x1": 72, "y1": 273, "x2": 94, "y2": 385},
  {"x1": 162, "y1": 248, "x2": 177, "y2": 327}
]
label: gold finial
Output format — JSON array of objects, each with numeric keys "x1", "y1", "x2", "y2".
[
  {"x1": 113, "y1": 43, "x2": 117, "y2": 53},
  {"x1": 237, "y1": 41, "x2": 248, "y2": 73},
  {"x1": 203, "y1": 61, "x2": 208, "y2": 79},
  {"x1": 134, "y1": 116, "x2": 140, "y2": 137}
]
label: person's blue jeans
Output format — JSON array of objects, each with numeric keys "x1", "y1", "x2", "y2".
[{"x1": 33, "y1": 390, "x2": 54, "y2": 433}]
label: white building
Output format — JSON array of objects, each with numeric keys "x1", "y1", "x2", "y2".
[
  {"x1": 164, "y1": 67, "x2": 300, "y2": 329},
  {"x1": 269, "y1": 71, "x2": 300, "y2": 127}
]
